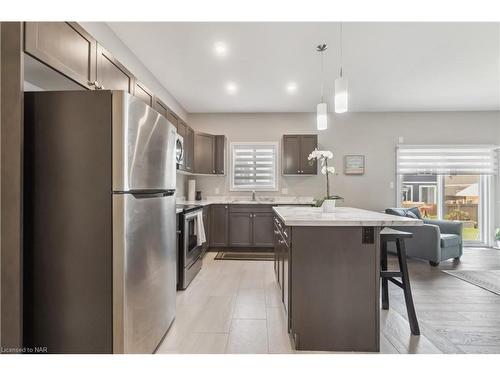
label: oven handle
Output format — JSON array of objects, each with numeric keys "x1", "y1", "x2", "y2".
[{"x1": 184, "y1": 209, "x2": 203, "y2": 220}]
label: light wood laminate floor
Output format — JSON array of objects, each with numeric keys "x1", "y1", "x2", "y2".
[{"x1": 156, "y1": 248, "x2": 500, "y2": 354}]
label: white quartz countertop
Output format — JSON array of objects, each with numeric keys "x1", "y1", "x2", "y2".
[
  {"x1": 177, "y1": 196, "x2": 315, "y2": 206},
  {"x1": 272, "y1": 206, "x2": 423, "y2": 227}
]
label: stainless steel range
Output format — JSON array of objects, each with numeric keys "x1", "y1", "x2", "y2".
[{"x1": 177, "y1": 204, "x2": 204, "y2": 289}]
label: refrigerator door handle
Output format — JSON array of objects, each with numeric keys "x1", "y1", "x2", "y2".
[{"x1": 114, "y1": 189, "x2": 176, "y2": 198}]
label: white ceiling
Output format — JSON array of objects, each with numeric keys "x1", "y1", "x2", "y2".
[{"x1": 107, "y1": 22, "x2": 500, "y2": 113}]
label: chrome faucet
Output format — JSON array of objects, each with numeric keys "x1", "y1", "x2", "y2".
[{"x1": 252, "y1": 190, "x2": 256, "y2": 201}]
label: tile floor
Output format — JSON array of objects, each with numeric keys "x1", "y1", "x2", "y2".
[{"x1": 156, "y1": 248, "x2": 500, "y2": 354}]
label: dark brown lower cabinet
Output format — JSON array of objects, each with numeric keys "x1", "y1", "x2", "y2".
[
  {"x1": 228, "y1": 205, "x2": 274, "y2": 249},
  {"x1": 252, "y1": 212, "x2": 274, "y2": 247},
  {"x1": 209, "y1": 205, "x2": 229, "y2": 248},
  {"x1": 229, "y1": 212, "x2": 253, "y2": 247},
  {"x1": 274, "y1": 214, "x2": 381, "y2": 352},
  {"x1": 282, "y1": 240, "x2": 290, "y2": 315}
]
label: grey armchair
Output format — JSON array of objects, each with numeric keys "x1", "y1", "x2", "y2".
[{"x1": 385, "y1": 207, "x2": 463, "y2": 266}]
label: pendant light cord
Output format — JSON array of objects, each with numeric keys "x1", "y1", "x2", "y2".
[
  {"x1": 339, "y1": 23, "x2": 343, "y2": 78},
  {"x1": 316, "y1": 43, "x2": 327, "y2": 104},
  {"x1": 320, "y1": 50, "x2": 324, "y2": 102}
]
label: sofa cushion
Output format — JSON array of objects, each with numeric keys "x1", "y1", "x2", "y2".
[
  {"x1": 440, "y1": 233, "x2": 461, "y2": 248},
  {"x1": 385, "y1": 208, "x2": 407, "y2": 217},
  {"x1": 385, "y1": 207, "x2": 423, "y2": 219},
  {"x1": 407, "y1": 207, "x2": 422, "y2": 219},
  {"x1": 405, "y1": 211, "x2": 418, "y2": 219}
]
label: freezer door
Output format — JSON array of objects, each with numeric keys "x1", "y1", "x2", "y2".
[
  {"x1": 112, "y1": 91, "x2": 177, "y2": 191},
  {"x1": 113, "y1": 193, "x2": 176, "y2": 354}
]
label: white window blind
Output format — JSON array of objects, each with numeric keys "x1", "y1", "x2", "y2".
[
  {"x1": 396, "y1": 145, "x2": 499, "y2": 175},
  {"x1": 230, "y1": 142, "x2": 278, "y2": 191}
]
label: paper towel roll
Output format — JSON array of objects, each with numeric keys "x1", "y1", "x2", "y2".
[{"x1": 188, "y1": 179, "x2": 196, "y2": 201}]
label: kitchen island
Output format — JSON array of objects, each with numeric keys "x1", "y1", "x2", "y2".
[{"x1": 271, "y1": 206, "x2": 422, "y2": 352}]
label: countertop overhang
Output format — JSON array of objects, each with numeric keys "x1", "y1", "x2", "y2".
[{"x1": 272, "y1": 206, "x2": 423, "y2": 227}]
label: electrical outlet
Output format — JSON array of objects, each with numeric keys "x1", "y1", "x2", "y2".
[
  {"x1": 281, "y1": 188, "x2": 288, "y2": 195},
  {"x1": 215, "y1": 187, "x2": 220, "y2": 194},
  {"x1": 389, "y1": 181, "x2": 394, "y2": 189},
  {"x1": 398, "y1": 136, "x2": 404, "y2": 144}
]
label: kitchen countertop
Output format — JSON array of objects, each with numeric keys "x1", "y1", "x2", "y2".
[
  {"x1": 176, "y1": 196, "x2": 315, "y2": 206},
  {"x1": 272, "y1": 206, "x2": 423, "y2": 227}
]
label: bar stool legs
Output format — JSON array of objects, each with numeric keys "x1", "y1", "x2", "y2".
[
  {"x1": 395, "y1": 238, "x2": 420, "y2": 335},
  {"x1": 380, "y1": 229, "x2": 420, "y2": 336}
]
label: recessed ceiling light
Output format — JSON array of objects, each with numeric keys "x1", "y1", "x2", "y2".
[
  {"x1": 225, "y1": 82, "x2": 238, "y2": 95},
  {"x1": 286, "y1": 82, "x2": 298, "y2": 94},
  {"x1": 213, "y1": 41, "x2": 228, "y2": 57}
]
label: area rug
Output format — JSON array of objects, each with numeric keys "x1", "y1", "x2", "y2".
[
  {"x1": 442, "y1": 270, "x2": 500, "y2": 296},
  {"x1": 214, "y1": 251, "x2": 274, "y2": 261}
]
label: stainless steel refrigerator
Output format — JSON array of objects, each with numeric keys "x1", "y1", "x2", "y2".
[{"x1": 24, "y1": 90, "x2": 177, "y2": 353}]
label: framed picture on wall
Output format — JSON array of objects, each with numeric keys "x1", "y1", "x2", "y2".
[{"x1": 344, "y1": 155, "x2": 365, "y2": 175}]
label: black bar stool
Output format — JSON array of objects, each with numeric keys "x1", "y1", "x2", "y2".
[{"x1": 380, "y1": 228, "x2": 420, "y2": 335}]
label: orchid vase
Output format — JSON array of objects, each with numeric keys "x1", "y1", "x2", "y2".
[{"x1": 307, "y1": 148, "x2": 342, "y2": 212}]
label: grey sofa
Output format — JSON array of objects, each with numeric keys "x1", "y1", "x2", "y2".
[{"x1": 385, "y1": 207, "x2": 463, "y2": 266}]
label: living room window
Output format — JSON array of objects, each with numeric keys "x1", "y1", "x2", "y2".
[
  {"x1": 396, "y1": 145, "x2": 498, "y2": 246},
  {"x1": 229, "y1": 142, "x2": 279, "y2": 191}
]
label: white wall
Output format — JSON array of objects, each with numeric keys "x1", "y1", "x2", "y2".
[
  {"x1": 79, "y1": 22, "x2": 187, "y2": 121},
  {"x1": 188, "y1": 111, "x2": 500, "y2": 215}
]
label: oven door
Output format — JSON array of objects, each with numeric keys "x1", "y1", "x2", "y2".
[{"x1": 183, "y1": 211, "x2": 202, "y2": 268}]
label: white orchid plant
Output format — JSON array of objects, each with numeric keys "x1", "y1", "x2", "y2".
[{"x1": 308, "y1": 148, "x2": 343, "y2": 206}]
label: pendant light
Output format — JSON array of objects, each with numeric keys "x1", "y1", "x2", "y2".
[
  {"x1": 316, "y1": 43, "x2": 328, "y2": 130},
  {"x1": 335, "y1": 23, "x2": 348, "y2": 113}
]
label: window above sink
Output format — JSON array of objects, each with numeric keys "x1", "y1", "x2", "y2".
[{"x1": 229, "y1": 142, "x2": 279, "y2": 192}]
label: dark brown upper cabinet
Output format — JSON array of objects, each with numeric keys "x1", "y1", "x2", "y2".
[
  {"x1": 210, "y1": 205, "x2": 229, "y2": 247},
  {"x1": 96, "y1": 44, "x2": 135, "y2": 93},
  {"x1": 282, "y1": 134, "x2": 318, "y2": 175},
  {"x1": 153, "y1": 97, "x2": 169, "y2": 118},
  {"x1": 24, "y1": 22, "x2": 97, "y2": 90},
  {"x1": 176, "y1": 118, "x2": 186, "y2": 139},
  {"x1": 299, "y1": 135, "x2": 318, "y2": 174},
  {"x1": 214, "y1": 135, "x2": 226, "y2": 175},
  {"x1": 166, "y1": 110, "x2": 179, "y2": 130},
  {"x1": 194, "y1": 133, "x2": 226, "y2": 175},
  {"x1": 134, "y1": 81, "x2": 154, "y2": 107},
  {"x1": 184, "y1": 125, "x2": 195, "y2": 172},
  {"x1": 194, "y1": 133, "x2": 215, "y2": 174}
]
